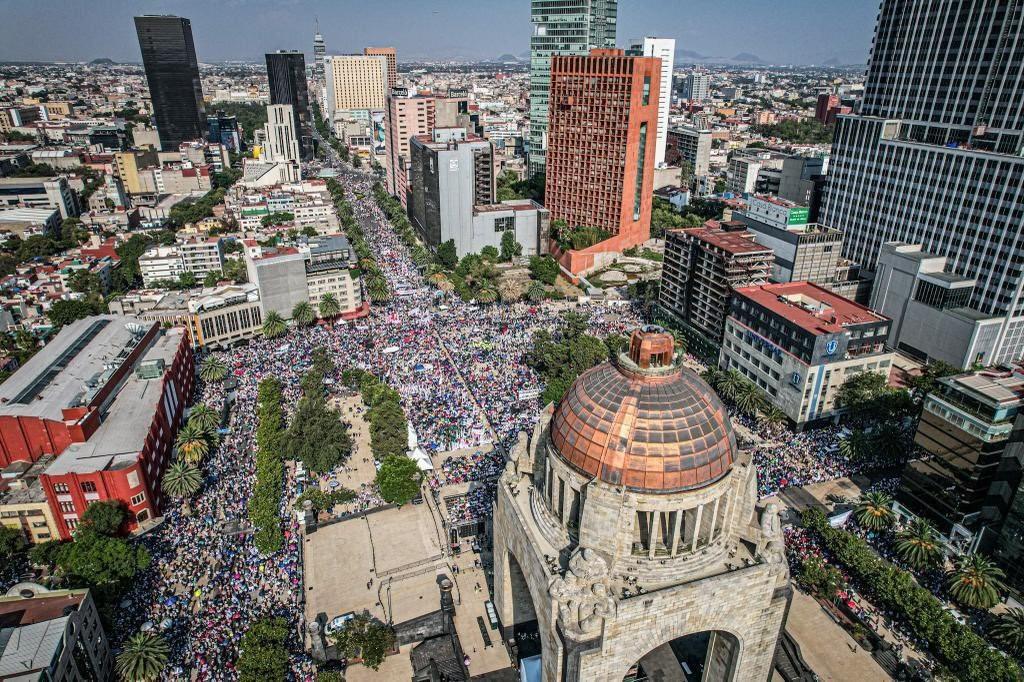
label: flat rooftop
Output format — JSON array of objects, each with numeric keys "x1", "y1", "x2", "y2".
[
  {"x1": 945, "y1": 368, "x2": 1024, "y2": 407},
  {"x1": 45, "y1": 327, "x2": 183, "y2": 476},
  {"x1": 679, "y1": 227, "x2": 774, "y2": 256},
  {"x1": 0, "y1": 316, "x2": 154, "y2": 420},
  {"x1": 733, "y1": 282, "x2": 888, "y2": 335},
  {"x1": 0, "y1": 589, "x2": 88, "y2": 681}
]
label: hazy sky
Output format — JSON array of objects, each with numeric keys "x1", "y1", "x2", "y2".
[{"x1": 0, "y1": 0, "x2": 880, "y2": 65}]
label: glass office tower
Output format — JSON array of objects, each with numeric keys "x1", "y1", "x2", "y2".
[
  {"x1": 528, "y1": 0, "x2": 617, "y2": 177},
  {"x1": 134, "y1": 15, "x2": 206, "y2": 151},
  {"x1": 266, "y1": 51, "x2": 313, "y2": 161}
]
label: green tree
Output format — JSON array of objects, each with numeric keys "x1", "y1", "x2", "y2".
[
  {"x1": 839, "y1": 430, "x2": 871, "y2": 460},
  {"x1": 178, "y1": 271, "x2": 197, "y2": 289},
  {"x1": 199, "y1": 355, "x2": 228, "y2": 383},
  {"x1": 369, "y1": 399, "x2": 408, "y2": 459},
  {"x1": 895, "y1": 517, "x2": 943, "y2": 570},
  {"x1": 991, "y1": 608, "x2": 1024, "y2": 657},
  {"x1": 754, "y1": 118, "x2": 835, "y2": 144},
  {"x1": 56, "y1": 528, "x2": 151, "y2": 586},
  {"x1": 500, "y1": 231, "x2": 523, "y2": 261},
  {"x1": 261, "y1": 211, "x2": 295, "y2": 227},
  {"x1": 437, "y1": 240, "x2": 458, "y2": 270},
  {"x1": 365, "y1": 275, "x2": 391, "y2": 303},
  {"x1": 331, "y1": 612, "x2": 396, "y2": 670},
  {"x1": 0, "y1": 525, "x2": 27, "y2": 558},
  {"x1": 311, "y1": 346, "x2": 335, "y2": 377},
  {"x1": 163, "y1": 460, "x2": 203, "y2": 499},
  {"x1": 292, "y1": 301, "x2": 316, "y2": 327},
  {"x1": 318, "y1": 293, "x2": 340, "y2": 319},
  {"x1": 68, "y1": 269, "x2": 102, "y2": 295},
  {"x1": 188, "y1": 404, "x2": 220, "y2": 435},
  {"x1": 853, "y1": 492, "x2": 895, "y2": 531},
  {"x1": 203, "y1": 270, "x2": 223, "y2": 287},
  {"x1": 526, "y1": 281, "x2": 546, "y2": 302},
  {"x1": 175, "y1": 421, "x2": 211, "y2": 466},
  {"x1": 376, "y1": 455, "x2": 422, "y2": 505},
  {"x1": 286, "y1": 397, "x2": 353, "y2": 473},
  {"x1": 81, "y1": 501, "x2": 127, "y2": 536},
  {"x1": 237, "y1": 618, "x2": 290, "y2": 682},
  {"x1": 47, "y1": 299, "x2": 98, "y2": 328},
  {"x1": 480, "y1": 245, "x2": 500, "y2": 261},
  {"x1": 797, "y1": 555, "x2": 844, "y2": 600},
  {"x1": 947, "y1": 553, "x2": 1004, "y2": 609},
  {"x1": 116, "y1": 632, "x2": 169, "y2": 682},
  {"x1": 262, "y1": 310, "x2": 287, "y2": 339},
  {"x1": 28, "y1": 539, "x2": 63, "y2": 569},
  {"x1": 528, "y1": 255, "x2": 560, "y2": 285}
]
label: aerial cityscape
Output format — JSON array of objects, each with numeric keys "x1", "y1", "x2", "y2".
[{"x1": 0, "y1": 1, "x2": 1023, "y2": 681}]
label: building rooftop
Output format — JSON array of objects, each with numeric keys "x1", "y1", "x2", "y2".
[
  {"x1": 0, "y1": 589, "x2": 87, "y2": 680},
  {"x1": 677, "y1": 227, "x2": 774, "y2": 257},
  {"x1": 944, "y1": 367, "x2": 1024, "y2": 407},
  {"x1": 188, "y1": 283, "x2": 258, "y2": 314},
  {"x1": 0, "y1": 208, "x2": 59, "y2": 224},
  {"x1": 733, "y1": 282, "x2": 888, "y2": 335},
  {"x1": 45, "y1": 327, "x2": 183, "y2": 476},
  {"x1": 0, "y1": 316, "x2": 155, "y2": 420}
]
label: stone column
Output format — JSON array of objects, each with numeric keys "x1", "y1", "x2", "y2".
[
  {"x1": 691, "y1": 504, "x2": 704, "y2": 552},
  {"x1": 669, "y1": 510, "x2": 681, "y2": 556},
  {"x1": 707, "y1": 495, "x2": 721, "y2": 542}
]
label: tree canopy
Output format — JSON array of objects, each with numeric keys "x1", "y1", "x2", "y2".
[
  {"x1": 237, "y1": 618, "x2": 290, "y2": 682},
  {"x1": 375, "y1": 455, "x2": 422, "y2": 505}
]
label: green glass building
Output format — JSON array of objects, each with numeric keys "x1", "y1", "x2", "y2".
[{"x1": 528, "y1": 0, "x2": 617, "y2": 178}]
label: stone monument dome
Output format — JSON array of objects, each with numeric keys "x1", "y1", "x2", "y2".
[
  {"x1": 550, "y1": 326, "x2": 736, "y2": 493},
  {"x1": 493, "y1": 325, "x2": 790, "y2": 682}
]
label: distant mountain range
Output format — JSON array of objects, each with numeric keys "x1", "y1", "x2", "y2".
[
  {"x1": 90, "y1": 58, "x2": 116, "y2": 65},
  {"x1": 483, "y1": 49, "x2": 859, "y2": 68}
]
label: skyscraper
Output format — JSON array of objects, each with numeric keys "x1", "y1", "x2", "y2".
[
  {"x1": 134, "y1": 15, "x2": 206, "y2": 150},
  {"x1": 679, "y1": 71, "x2": 709, "y2": 102},
  {"x1": 266, "y1": 51, "x2": 313, "y2": 161},
  {"x1": 313, "y1": 19, "x2": 326, "y2": 84},
  {"x1": 528, "y1": 0, "x2": 617, "y2": 177},
  {"x1": 627, "y1": 37, "x2": 675, "y2": 167},
  {"x1": 544, "y1": 49, "x2": 661, "y2": 273},
  {"x1": 323, "y1": 55, "x2": 388, "y2": 123},
  {"x1": 363, "y1": 47, "x2": 398, "y2": 89},
  {"x1": 822, "y1": 0, "x2": 1024, "y2": 365}
]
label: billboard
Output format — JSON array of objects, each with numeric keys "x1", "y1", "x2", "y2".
[{"x1": 787, "y1": 207, "x2": 810, "y2": 226}]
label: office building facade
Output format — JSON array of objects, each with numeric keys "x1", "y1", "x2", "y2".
[
  {"x1": 324, "y1": 55, "x2": 388, "y2": 122},
  {"x1": 134, "y1": 15, "x2": 206, "y2": 150},
  {"x1": 721, "y1": 282, "x2": 894, "y2": 428},
  {"x1": 899, "y1": 367, "x2": 1024, "y2": 550},
  {"x1": 822, "y1": 0, "x2": 1024, "y2": 365},
  {"x1": 363, "y1": 47, "x2": 398, "y2": 89},
  {"x1": 528, "y1": 0, "x2": 617, "y2": 177},
  {"x1": 659, "y1": 226, "x2": 774, "y2": 343},
  {"x1": 627, "y1": 37, "x2": 675, "y2": 167},
  {"x1": 266, "y1": 51, "x2": 314, "y2": 161},
  {"x1": 544, "y1": 50, "x2": 660, "y2": 268},
  {"x1": 667, "y1": 125, "x2": 712, "y2": 181},
  {"x1": 679, "y1": 71, "x2": 710, "y2": 102}
]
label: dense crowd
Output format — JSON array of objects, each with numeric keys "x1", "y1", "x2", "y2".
[{"x1": 86, "y1": 163, "x2": 903, "y2": 679}]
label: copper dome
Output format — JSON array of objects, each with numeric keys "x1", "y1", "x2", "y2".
[{"x1": 549, "y1": 330, "x2": 736, "y2": 493}]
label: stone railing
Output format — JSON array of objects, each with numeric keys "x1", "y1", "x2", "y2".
[{"x1": 529, "y1": 485, "x2": 570, "y2": 550}]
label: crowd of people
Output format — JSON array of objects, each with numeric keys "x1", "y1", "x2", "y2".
[{"x1": 71, "y1": 161, "x2": 904, "y2": 679}]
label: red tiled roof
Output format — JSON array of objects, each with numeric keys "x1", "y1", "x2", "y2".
[{"x1": 733, "y1": 281, "x2": 888, "y2": 335}]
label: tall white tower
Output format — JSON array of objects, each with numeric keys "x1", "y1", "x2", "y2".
[{"x1": 628, "y1": 37, "x2": 675, "y2": 167}]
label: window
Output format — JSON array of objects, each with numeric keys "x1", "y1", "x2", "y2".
[
  {"x1": 59, "y1": 502, "x2": 75, "y2": 513},
  {"x1": 53, "y1": 483, "x2": 69, "y2": 494},
  {"x1": 642, "y1": 76, "x2": 651, "y2": 105},
  {"x1": 65, "y1": 519, "x2": 78, "y2": 530},
  {"x1": 493, "y1": 216, "x2": 515, "y2": 233},
  {"x1": 130, "y1": 492, "x2": 146, "y2": 506},
  {"x1": 81, "y1": 481, "x2": 96, "y2": 493}
]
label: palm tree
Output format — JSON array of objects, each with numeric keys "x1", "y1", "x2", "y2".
[
  {"x1": 733, "y1": 382, "x2": 766, "y2": 416},
  {"x1": 701, "y1": 367, "x2": 724, "y2": 390},
  {"x1": 318, "y1": 293, "x2": 341, "y2": 318},
  {"x1": 262, "y1": 310, "x2": 287, "y2": 339},
  {"x1": 895, "y1": 518, "x2": 943, "y2": 570},
  {"x1": 175, "y1": 422, "x2": 210, "y2": 467},
  {"x1": 853, "y1": 491, "x2": 895, "y2": 531},
  {"x1": 717, "y1": 370, "x2": 747, "y2": 401},
  {"x1": 411, "y1": 247, "x2": 432, "y2": 268},
  {"x1": 291, "y1": 301, "x2": 316, "y2": 327},
  {"x1": 991, "y1": 608, "x2": 1024, "y2": 657},
  {"x1": 476, "y1": 288, "x2": 498, "y2": 304},
  {"x1": 526, "y1": 282, "x2": 546, "y2": 302},
  {"x1": 162, "y1": 460, "x2": 202, "y2": 499},
  {"x1": 498, "y1": 280, "x2": 522, "y2": 303},
  {"x1": 947, "y1": 553, "x2": 1005, "y2": 609},
  {"x1": 198, "y1": 355, "x2": 228, "y2": 383},
  {"x1": 758, "y1": 405, "x2": 787, "y2": 429},
  {"x1": 839, "y1": 430, "x2": 871, "y2": 461},
  {"x1": 366, "y1": 276, "x2": 390, "y2": 303},
  {"x1": 187, "y1": 404, "x2": 219, "y2": 435},
  {"x1": 116, "y1": 632, "x2": 169, "y2": 682},
  {"x1": 428, "y1": 272, "x2": 449, "y2": 288},
  {"x1": 871, "y1": 423, "x2": 906, "y2": 461}
]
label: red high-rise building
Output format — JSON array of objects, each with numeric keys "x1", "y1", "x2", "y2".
[{"x1": 544, "y1": 49, "x2": 661, "y2": 274}]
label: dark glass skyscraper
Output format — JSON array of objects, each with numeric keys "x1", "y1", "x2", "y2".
[
  {"x1": 822, "y1": 0, "x2": 1024, "y2": 364},
  {"x1": 134, "y1": 15, "x2": 206, "y2": 150},
  {"x1": 265, "y1": 51, "x2": 313, "y2": 161}
]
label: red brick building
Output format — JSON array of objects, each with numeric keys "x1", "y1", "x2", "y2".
[
  {"x1": 544, "y1": 49, "x2": 662, "y2": 274},
  {"x1": 0, "y1": 316, "x2": 193, "y2": 538}
]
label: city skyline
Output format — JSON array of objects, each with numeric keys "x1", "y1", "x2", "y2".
[{"x1": 0, "y1": 0, "x2": 879, "y2": 66}]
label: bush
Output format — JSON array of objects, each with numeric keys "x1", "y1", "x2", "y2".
[
  {"x1": 248, "y1": 378, "x2": 286, "y2": 554},
  {"x1": 528, "y1": 255, "x2": 560, "y2": 285},
  {"x1": 802, "y1": 509, "x2": 1021, "y2": 681},
  {"x1": 375, "y1": 455, "x2": 422, "y2": 505}
]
